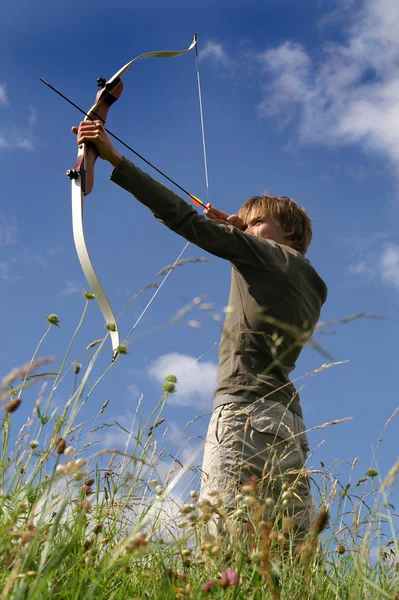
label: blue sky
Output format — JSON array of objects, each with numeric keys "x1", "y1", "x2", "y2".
[{"x1": 1, "y1": 0, "x2": 399, "y2": 510}]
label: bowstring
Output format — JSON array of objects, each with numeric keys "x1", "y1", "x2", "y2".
[{"x1": 123, "y1": 37, "x2": 210, "y2": 344}]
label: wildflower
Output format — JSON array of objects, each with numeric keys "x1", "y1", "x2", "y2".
[
  {"x1": 265, "y1": 497, "x2": 273, "y2": 507},
  {"x1": 29, "y1": 440, "x2": 39, "y2": 449},
  {"x1": 85, "y1": 478, "x2": 94, "y2": 486},
  {"x1": 149, "y1": 479, "x2": 159, "y2": 486},
  {"x1": 64, "y1": 446, "x2": 74, "y2": 457},
  {"x1": 56, "y1": 464, "x2": 67, "y2": 475},
  {"x1": 190, "y1": 490, "x2": 198, "y2": 499},
  {"x1": 5, "y1": 398, "x2": 22, "y2": 413},
  {"x1": 46, "y1": 314, "x2": 60, "y2": 326},
  {"x1": 202, "y1": 580, "x2": 216, "y2": 592},
  {"x1": 56, "y1": 438, "x2": 66, "y2": 454},
  {"x1": 75, "y1": 458, "x2": 86, "y2": 468},
  {"x1": 84, "y1": 291, "x2": 96, "y2": 300},
  {"x1": 155, "y1": 485, "x2": 164, "y2": 496},
  {"x1": 82, "y1": 485, "x2": 93, "y2": 496},
  {"x1": 219, "y1": 569, "x2": 239, "y2": 589}
]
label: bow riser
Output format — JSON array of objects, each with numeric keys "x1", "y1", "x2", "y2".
[{"x1": 70, "y1": 78, "x2": 124, "y2": 195}]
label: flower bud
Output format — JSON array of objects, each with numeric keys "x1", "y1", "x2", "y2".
[
  {"x1": 84, "y1": 292, "x2": 96, "y2": 300},
  {"x1": 46, "y1": 314, "x2": 60, "y2": 326}
]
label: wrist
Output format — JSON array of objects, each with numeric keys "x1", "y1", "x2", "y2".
[{"x1": 108, "y1": 149, "x2": 123, "y2": 168}]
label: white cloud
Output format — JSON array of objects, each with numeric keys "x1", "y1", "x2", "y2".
[
  {"x1": 60, "y1": 281, "x2": 81, "y2": 296},
  {"x1": 0, "y1": 84, "x2": 8, "y2": 107},
  {"x1": 0, "y1": 93, "x2": 35, "y2": 151},
  {"x1": 255, "y1": 0, "x2": 399, "y2": 170},
  {"x1": 148, "y1": 352, "x2": 217, "y2": 409},
  {"x1": 199, "y1": 41, "x2": 231, "y2": 68},
  {"x1": 381, "y1": 244, "x2": 399, "y2": 290},
  {"x1": 0, "y1": 215, "x2": 17, "y2": 245}
]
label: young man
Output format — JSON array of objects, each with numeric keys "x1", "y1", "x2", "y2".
[{"x1": 73, "y1": 121, "x2": 328, "y2": 536}]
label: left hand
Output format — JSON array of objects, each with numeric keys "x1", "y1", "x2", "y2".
[{"x1": 71, "y1": 121, "x2": 122, "y2": 167}]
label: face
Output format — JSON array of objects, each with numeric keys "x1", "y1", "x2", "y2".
[{"x1": 244, "y1": 210, "x2": 292, "y2": 247}]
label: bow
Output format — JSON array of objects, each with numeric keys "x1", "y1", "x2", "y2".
[{"x1": 65, "y1": 36, "x2": 198, "y2": 361}]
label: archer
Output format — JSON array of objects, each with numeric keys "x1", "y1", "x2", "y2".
[{"x1": 72, "y1": 120, "x2": 328, "y2": 540}]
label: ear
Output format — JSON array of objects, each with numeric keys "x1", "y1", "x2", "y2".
[{"x1": 283, "y1": 228, "x2": 295, "y2": 240}]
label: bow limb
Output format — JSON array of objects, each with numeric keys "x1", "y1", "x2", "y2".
[
  {"x1": 71, "y1": 177, "x2": 120, "y2": 360},
  {"x1": 68, "y1": 34, "x2": 198, "y2": 360},
  {"x1": 68, "y1": 85, "x2": 124, "y2": 361}
]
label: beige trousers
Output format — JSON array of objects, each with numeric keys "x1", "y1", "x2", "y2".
[{"x1": 199, "y1": 399, "x2": 312, "y2": 537}]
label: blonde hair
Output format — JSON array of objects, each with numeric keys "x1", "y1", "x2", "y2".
[{"x1": 238, "y1": 195, "x2": 312, "y2": 255}]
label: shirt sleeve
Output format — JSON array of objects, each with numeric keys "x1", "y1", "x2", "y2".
[{"x1": 110, "y1": 156, "x2": 277, "y2": 268}]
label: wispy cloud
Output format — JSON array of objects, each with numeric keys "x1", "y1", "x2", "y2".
[
  {"x1": 0, "y1": 84, "x2": 8, "y2": 107},
  {"x1": 60, "y1": 281, "x2": 81, "y2": 296},
  {"x1": 199, "y1": 41, "x2": 231, "y2": 68},
  {"x1": 255, "y1": 0, "x2": 399, "y2": 171},
  {"x1": 0, "y1": 215, "x2": 17, "y2": 245},
  {"x1": 0, "y1": 89, "x2": 36, "y2": 151},
  {"x1": 148, "y1": 352, "x2": 217, "y2": 409},
  {"x1": 381, "y1": 244, "x2": 399, "y2": 290},
  {"x1": 0, "y1": 262, "x2": 9, "y2": 282}
]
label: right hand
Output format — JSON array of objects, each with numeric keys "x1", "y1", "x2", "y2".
[{"x1": 204, "y1": 205, "x2": 246, "y2": 230}]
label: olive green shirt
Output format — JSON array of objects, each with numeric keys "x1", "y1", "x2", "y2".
[{"x1": 111, "y1": 157, "x2": 328, "y2": 418}]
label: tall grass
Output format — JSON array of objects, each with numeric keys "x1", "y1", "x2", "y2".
[{"x1": 0, "y1": 290, "x2": 397, "y2": 599}]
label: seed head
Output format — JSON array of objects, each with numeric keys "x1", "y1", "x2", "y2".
[
  {"x1": 5, "y1": 398, "x2": 22, "y2": 413},
  {"x1": 29, "y1": 440, "x2": 39, "y2": 449},
  {"x1": 116, "y1": 345, "x2": 128, "y2": 355},
  {"x1": 105, "y1": 322, "x2": 117, "y2": 332},
  {"x1": 74, "y1": 364, "x2": 81, "y2": 375},
  {"x1": 311, "y1": 507, "x2": 329, "y2": 536},
  {"x1": 56, "y1": 438, "x2": 66, "y2": 454},
  {"x1": 366, "y1": 469, "x2": 379, "y2": 478},
  {"x1": 337, "y1": 544, "x2": 346, "y2": 554},
  {"x1": 64, "y1": 446, "x2": 74, "y2": 457}
]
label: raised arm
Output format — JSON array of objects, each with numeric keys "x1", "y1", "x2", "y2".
[{"x1": 73, "y1": 121, "x2": 276, "y2": 268}]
